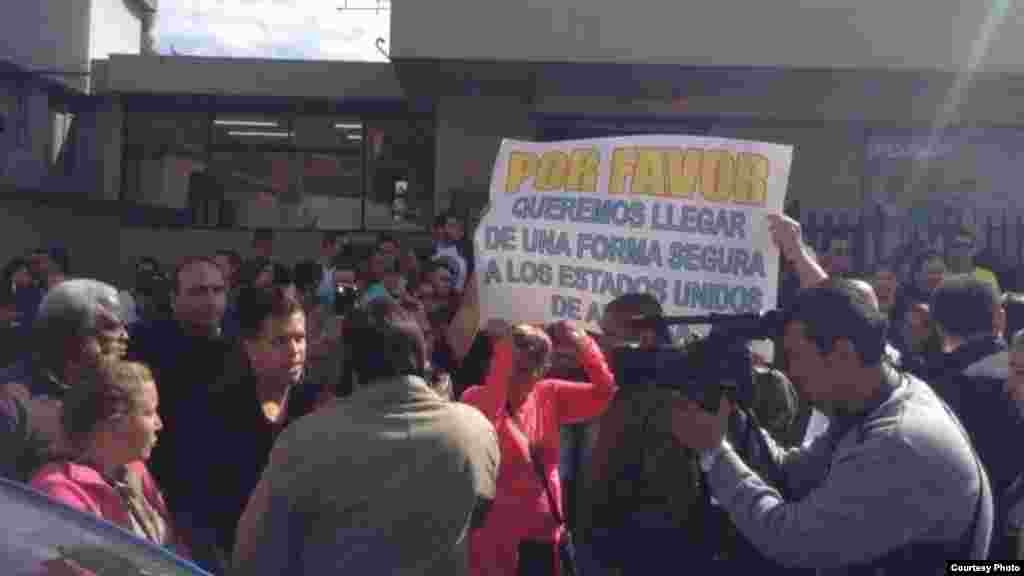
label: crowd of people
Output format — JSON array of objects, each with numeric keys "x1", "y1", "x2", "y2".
[{"x1": 1, "y1": 207, "x2": 1023, "y2": 575}]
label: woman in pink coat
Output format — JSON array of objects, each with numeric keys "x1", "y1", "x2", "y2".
[
  {"x1": 31, "y1": 361, "x2": 190, "y2": 561},
  {"x1": 460, "y1": 321, "x2": 616, "y2": 576}
]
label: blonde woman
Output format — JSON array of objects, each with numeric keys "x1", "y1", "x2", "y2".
[{"x1": 30, "y1": 361, "x2": 189, "y2": 558}]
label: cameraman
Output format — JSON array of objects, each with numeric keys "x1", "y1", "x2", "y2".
[
  {"x1": 670, "y1": 279, "x2": 992, "y2": 572},
  {"x1": 576, "y1": 294, "x2": 798, "y2": 574}
]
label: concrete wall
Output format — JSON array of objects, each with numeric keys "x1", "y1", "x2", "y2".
[
  {"x1": 103, "y1": 55, "x2": 405, "y2": 100},
  {"x1": 0, "y1": 0, "x2": 91, "y2": 92},
  {"x1": 0, "y1": 83, "x2": 52, "y2": 189},
  {"x1": 533, "y1": 69, "x2": 1024, "y2": 128},
  {"x1": 434, "y1": 95, "x2": 536, "y2": 214},
  {"x1": 707, "y1": 123, "x2": 866, "y2": 212},
  {"x1": 0, "y1": 198, "x2": 403, "y2": 289},
  {"x1": 392, "y1": 0, "x2": 1024, "y2": 74},
  {"x1": 0, "y1": 199, "x2": 123, "y2": 285}
]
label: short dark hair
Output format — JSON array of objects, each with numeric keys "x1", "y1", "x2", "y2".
[
  {"x1": 293, "y1": 260, "x2": 323, "y2": 293},
  {"x1": 433, "y1": 214, "x2": 447, "y2": 229},
  {"x1": 252, "y1": 230, "x2": 274, "y2": 244},
  {"x1": 0, "y1": 283, "x2": 16, "y2": 307},
  {"x1": 930, "y1": 274, "x2": 1000, "y2": 339},
  {"x1": 346, "y1": 298, "x2": 426, "y2": 383},
  {"x1": 32, "y1": 247, "x2": 70, "y2": 275},
  {"x1": 3, "y1": 257, "x2": 29, "y2": 285},
  {"x1": 443, "y1": 209, "x2": 463, "y2": 224},
  {"x1": 238, "y1": 257, "x2": 271, "y2": 288},
  {"x1": 605, "y1": 292, "x2": 671, "y2": 345},
  {"x1": 787, "y1": 278, "x2": 888, "y2": 365},
  {"x1": 137, "y1": 257, "x2": 160, "y2": 272},
  {"x1": 376, "y1": 254, "x2": 401, "y2": 276},
  {"x1": 237, "y1": 286, "x2": 304, "y2": 341},
  {"x1": 173, "y1": 256, "x2": 223, "y2": 295},
  {"x1": 272, "y1": 262, "x2": 293, "y2": 286}
]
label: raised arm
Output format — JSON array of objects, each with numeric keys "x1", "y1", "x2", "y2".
[
  {"x1": 767, "y1": 213, "x2": 828, "y2": 289},
  {"x1": 550, "y1": 324, "x2": 618, "y2": 424},
  {"x1": 445, "y1": 275, "x2": 481, "y2": 363},
  {"x1": 459, "y1": 337, "x2": 515, "y2": 422}
]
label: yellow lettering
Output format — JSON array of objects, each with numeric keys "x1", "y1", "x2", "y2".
[
  {"x1": 631, "y1": 148, "x2": 667, "y2": 197},
  {"x1": 566, "y1": 148, "x2": 600, "y2": 193},
  {"x1": 535, "y1": 150, "x2": 569, "y2": 191},
  {"x1": 700, "y1": 149, "x2": 735, "y2": 203},
  {"x1": 666, "y1": 148, "x2": 701, "y2": 198},
  {"x1": 734, "y1": 153, "x2": 769, "y2": 206},
  {"x1": 505, "y1": 151, "x2": 537, "y2": 194},
  {"x1": 609, "y1": 147, "x2": 635, "y2": 195}
]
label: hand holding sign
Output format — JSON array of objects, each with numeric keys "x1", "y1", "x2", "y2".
[
  {"x1": 475, "y1": 135, "x2": 793, "y2": 332},
  {"x1": 765, "y1": 213, "x2": 804, "y2": 264},
  {"x1": 547, "y1": 320, "x2": 588, "y2": 351}
]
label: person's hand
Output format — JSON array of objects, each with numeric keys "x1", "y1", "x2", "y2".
[
  {"x1": 765, "y1": 213, "x2": 804, "y2": 262},
  {"x1": 484, "y1": 318, "x2": 513, "y2": 339},
  {"x1": 670, "y1": 395, "x2": 733, "y2": 451},
  {"x1": 548, "y1": 320, "x2": 588, "y2": 350}
]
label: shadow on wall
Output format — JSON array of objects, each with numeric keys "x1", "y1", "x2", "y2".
[
  {"x1": 0, "y1": 198, "x2": 436, "y2": 291},
  {"x1": 0, "y1": 199, "x2": 121, "y2": 285}
]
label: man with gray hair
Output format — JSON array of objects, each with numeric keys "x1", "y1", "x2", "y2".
[{"x1": 0, "y1": 279, "x2": 128, "y2": 481}]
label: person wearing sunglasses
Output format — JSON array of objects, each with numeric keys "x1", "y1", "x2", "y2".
[{"x1": 460, "y1": 320, "x2": 615, "y2": 576}]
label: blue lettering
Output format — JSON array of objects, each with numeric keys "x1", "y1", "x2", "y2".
[
  {"x1": 673, "y1": 279, "x2": 761, "y2": 313},
  {"x1": 485, "y1": 226, "x2": 517, "y2": 251},
  {"x1": 485, "y1": 259, "x2": 503, "y2": 285},
  {"x1": 577, "y1": 233, "x2": 663, "y2": 267},
  {"x1": 651, "y1": 203, "x2": 748, "y2": 239},
  {"x1": 522, "y1": 227, "x2": 573, "y2": 257},
  {"x1": 505, "y1": 259, "x2": 553, "y2": 287},
  {"x1": 509, "y1": 195, "x2": 646, "y2": 229},
  {"x1": 668, "y1": 242, "x2": 767, "y2": 278},
  {"x1": 551, "y1": 294, "x2": 582, "y2": 320}
]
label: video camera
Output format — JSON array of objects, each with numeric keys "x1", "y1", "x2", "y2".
[
  {"x1": 333, "y1": 284, "x2": 362, "y2": 317},
  {"x1": 612, "y1": 310, "x2": 788, "y2": 412}
]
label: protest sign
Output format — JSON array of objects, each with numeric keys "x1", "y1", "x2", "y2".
[{"x1": 473, "y1": 134, "x2": 793, "y2": 335}]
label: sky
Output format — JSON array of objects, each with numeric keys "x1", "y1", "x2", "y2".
[{"x1": 153, "y1": 0, "x2": 390, "y2": 62}]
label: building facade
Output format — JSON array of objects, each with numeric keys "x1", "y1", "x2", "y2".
[
  {"x1": 4, "y1": 1, "x2": 1024, "y2": 283},
  {"x1": 0, "y1": 0, "x2": 156, "y2": 194}
]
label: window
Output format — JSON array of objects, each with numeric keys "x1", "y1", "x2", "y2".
[
  {"x1": 120, "y1": 112, "x2": 209, "y2": 207},
  {"x1": 119, "y1": 107, "x2": 434, "y2": 231},
  {"x1": 364, "y1": 116, "x2": 435, "y2": 230}
]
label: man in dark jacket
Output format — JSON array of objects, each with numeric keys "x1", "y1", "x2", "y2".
[
  {"x1": 929, "y1": 274, "x2": 1022, "y2": 559},
  {"x1": 127, "y1": 256, "x2": 230, "y2": 572},
  {"x1": 202, "y1": 286, "x2": 324, "y2": 559}
]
